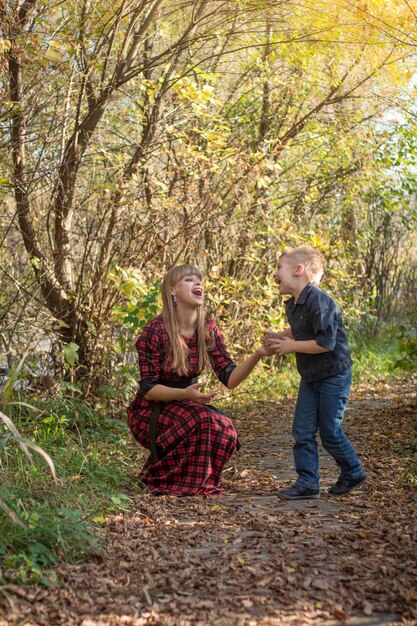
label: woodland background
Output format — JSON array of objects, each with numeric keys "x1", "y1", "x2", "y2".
[{"x1": 0, "y1": 0, "x2": 416, "y2": 589}]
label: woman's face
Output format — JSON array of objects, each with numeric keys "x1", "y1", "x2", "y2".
[{"x1": 172, "y1": 274, "x2": 204, "y2": 308}]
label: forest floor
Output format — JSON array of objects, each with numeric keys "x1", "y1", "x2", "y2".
[{"x1": 1, "y1": 375, "x2": 417, "y2": 626}]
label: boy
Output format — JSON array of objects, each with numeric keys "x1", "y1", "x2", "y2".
[{"x1": 264, "y1": 246, "x2": 366, "y2": 500}]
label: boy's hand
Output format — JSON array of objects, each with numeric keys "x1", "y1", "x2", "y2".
[
  {"x1": 271, "y1": 337, "x2": 296, "y2": 355},
  {"x1": 262, "y1": 330, "x2": 282, "y2": 346}
]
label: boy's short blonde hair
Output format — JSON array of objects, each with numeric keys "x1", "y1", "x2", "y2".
[{"x1": 280, "y1": 246, "x2": 324, "y2": 283}]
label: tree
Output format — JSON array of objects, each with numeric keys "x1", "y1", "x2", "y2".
[{"x1": 0, "y1": 0, "x2": 415, "y2": 387}]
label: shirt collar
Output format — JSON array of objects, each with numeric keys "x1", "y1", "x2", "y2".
[{"x1": 288, "y1": 283, "x2": 315, "y2": 307}]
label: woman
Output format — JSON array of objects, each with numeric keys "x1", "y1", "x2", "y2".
[{"x1": 127, "y1": 264, "x2": 270, "y2": 496}]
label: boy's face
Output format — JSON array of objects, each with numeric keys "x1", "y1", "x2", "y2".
[{"x1": 273, "y1": 256, "x2": 297, "y2": 295}]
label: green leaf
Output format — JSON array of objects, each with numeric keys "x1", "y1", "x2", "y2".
[{"x1": 63, "y1": 342, "x2": 79, "y2": 366}]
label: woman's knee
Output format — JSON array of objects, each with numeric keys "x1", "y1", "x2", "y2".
[{"x1": 211, "y1": 413, "x2": 238, "y2": 446}]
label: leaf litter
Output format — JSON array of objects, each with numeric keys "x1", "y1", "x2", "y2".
[{"x1": 1, "y1": 375, "x2": 416, "y2": 626}]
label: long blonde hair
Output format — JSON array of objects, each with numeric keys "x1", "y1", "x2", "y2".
[{"x1": 161, "y1": 264, "x2": 212, "y2": 376}]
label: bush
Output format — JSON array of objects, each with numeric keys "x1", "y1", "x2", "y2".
[{"x1": 394, "y1": 307, "x2": 417, "y2": 371}]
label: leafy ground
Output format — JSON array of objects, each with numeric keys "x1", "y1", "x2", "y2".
[{"x1": 1, "y1": 375, "x2": 416, "y2": 626}]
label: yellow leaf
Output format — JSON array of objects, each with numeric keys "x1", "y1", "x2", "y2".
[
  {"x1": 0, "y1": 39, "x2": 11, "y2": 54},
  {"x1": 45, "y1": 41, "x2": 65, "y2": 62}
]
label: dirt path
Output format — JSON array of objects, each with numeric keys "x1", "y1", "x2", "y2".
[{"x1": 1, "y1": 375, "x2": 417, "y2": 626}]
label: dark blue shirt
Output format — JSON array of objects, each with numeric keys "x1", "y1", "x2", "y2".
[{"x1": 285, "y1": 284, "x2": 352, "y2": 382}]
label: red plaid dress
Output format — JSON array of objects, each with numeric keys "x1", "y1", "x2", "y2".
[{"x1": 127, "y1": 315, "x2": 238, "y2": 496}]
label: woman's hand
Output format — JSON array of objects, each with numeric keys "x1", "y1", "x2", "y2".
[
  {"x1": 261, "y1": 331, "x2": 282, "y2": 355},
  {"x1": 255, "y1": 345, "x2": 276, "y2": 357},
  {"x1": 183, "y1": 382, "x2": 219, "y2": 404},
  {"x1": 262, "y1": 330, "x2": 282, "y2": 347}
]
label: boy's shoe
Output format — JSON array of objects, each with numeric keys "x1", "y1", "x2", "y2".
[
  {"x1": 328, "y1": 473, "x2": 367, "y2": 496},
  {"x1": 278, "y1": 484, "x2": 320, "y2": 500}
]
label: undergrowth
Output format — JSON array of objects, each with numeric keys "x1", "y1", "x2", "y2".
[{"x1": 0, "y1": 400, "x2": 141, "y2": 586}]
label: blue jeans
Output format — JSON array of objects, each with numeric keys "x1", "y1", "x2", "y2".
[{"x1": 292, "y1": 370, "x2": 363, "y2": 490}]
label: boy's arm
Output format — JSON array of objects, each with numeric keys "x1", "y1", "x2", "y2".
[{"x1": 270, "y1": 337, "x2": 330, "y2": 356}]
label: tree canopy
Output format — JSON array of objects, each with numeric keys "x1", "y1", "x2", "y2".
[{"x1": 1, "y1": 0, "x2": 416, "y2": 388}]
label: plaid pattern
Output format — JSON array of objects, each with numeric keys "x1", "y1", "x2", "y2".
[{"x1": 127, "y1": 316, "x2": 238, "y2": 495}]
